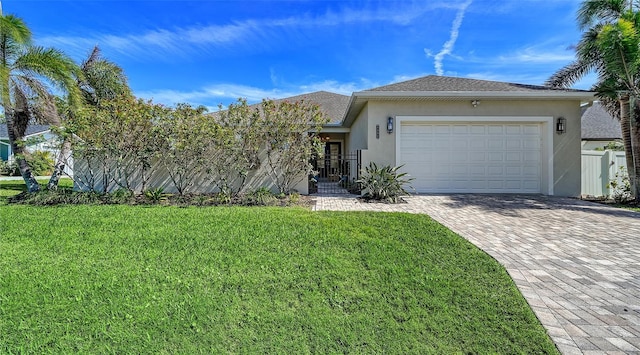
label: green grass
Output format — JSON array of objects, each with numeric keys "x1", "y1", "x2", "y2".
[
  {"x1": 0, "y1": 178, "x2": 74, "y2": 205},
  {"x1": 0, "y1": 203, "x2": 558, "y2": 353}
]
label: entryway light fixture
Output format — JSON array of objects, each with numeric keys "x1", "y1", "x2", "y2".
[
  {"x1": 471, "y1": 100, "x2": 480, "y2": 108},
  {"x1": 556, "y1": 117, "x2": 566, "y2": 134},
  {"x1": 387, "y1": 117, "x2": 394, "y2": 133}
]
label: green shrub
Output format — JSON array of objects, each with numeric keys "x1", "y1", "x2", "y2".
[
  {"x1": 214, "y1": 191, "x2": 232, "y2": 205},
  {"x1": 105, "y1": 189, "x2": 135, "y2": 204},
  {"x1": 0, "y1": 160, "x2": 20, "y2": 176},
  {"x1": 242, "y1": 187, "x2": 278, "y2": 206},
  {"x1": 25, "y1": 150, "x2": 54, "y2": 176},
  {"x1": 607, "y1": 166, "x2": 632, "y2": 203},
  {"x1": 144, "y1": 187, "x2": 166, "y2": 203},
  {"x1": 356, "y1": 162, "x2": 414, "y2": 203},
  {"x1": 595, "y1": 141, "x2": 625, "y2": 151}
]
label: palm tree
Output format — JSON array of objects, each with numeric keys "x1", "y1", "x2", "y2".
[
  {"x1": 0, "y1": 12, "x2": 78, "y2": 192},
  {"x1": 47, "y1": 46, "x2": 130, "y2": 190},
  {"x1": 546, "y1": 0, "x2": 640, "y2": 200}
]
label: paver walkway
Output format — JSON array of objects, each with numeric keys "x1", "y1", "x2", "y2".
[{"x1": 312, "y1": 194, "x2": 640, "y2": 354}]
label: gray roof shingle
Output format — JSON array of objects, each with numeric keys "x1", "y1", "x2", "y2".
[
  {"x1": 581, "y1": 102, "x2": 621, "y2": 140},
  {"x1": 367, "y1": 75, "x2": 587, "y2": 93},
  {"x1": 272, "y1": 91, "x2": 350, "y2": 124},
  {"x1": 0, "y1": 124, "x2": 51, "y2": 139}
]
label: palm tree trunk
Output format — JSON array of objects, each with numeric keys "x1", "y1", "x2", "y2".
[
  {"x1": 47, "y1": 137, "x2": 71, "y2": 190},
  {"x1": 619, "y1": 97, "x2": 636, "y2": 199},
  {"x1": 5, "y1": 110, "x2": 40, "y2": 193},
  {"x1": 631, "y1": 99, "x2": 640, "y2": 203},
  {"x1": 46, "y1": 111, "x2": 71, "y2": 191}
]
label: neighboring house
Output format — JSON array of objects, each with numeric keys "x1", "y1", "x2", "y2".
[
  {"x1": 321, "y1": 75, "x2": 592, "y2": 196},
  {"x1": 581, "y1": 102, "x2": 622, "y2": 150},
  {"x1": 0, "y1": 124, "x2": 54, "y2": 162},
  {"x1": 0, "y1": 124, "x2": 73, "y2": 176}
]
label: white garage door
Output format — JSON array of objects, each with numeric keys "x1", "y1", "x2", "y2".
[{"x1": 398, "y1": 122, "x2": 542, "y2": 193}]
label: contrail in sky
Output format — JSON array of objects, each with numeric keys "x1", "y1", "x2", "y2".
[{"x1": 433, "y1": 0, "x2": 473, "y2": 76}]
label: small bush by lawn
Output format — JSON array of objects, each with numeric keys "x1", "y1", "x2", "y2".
[
  {"x1": 1, "y1": 179, "x2": 307, "y2": 207},
  {"x1": 0, "y1": 205, "x2": 559, "y2": 353}
]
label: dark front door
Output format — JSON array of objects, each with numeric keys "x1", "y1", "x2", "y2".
[{"x1": 323, "y1": 142, "x2": 341, "y2": 181}]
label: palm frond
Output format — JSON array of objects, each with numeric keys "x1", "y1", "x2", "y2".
[
  {"x1": 545, "y1": 60, "x2": 595, "y2": 88},
  {"x1": 0, "y1": 14, "x2": 32, "y2": 46},
  {"x1": 79, "y1": 46, "x2": 130, "y2": 106},
  {"x1": 12, "y1": 85, "x2": 30, "y2": 137},
  {"x1": 14, "y1": 46, "x2": 77, "y2": 88},
  {"x1": 578, "y1": 0, "x2": 627, "y2": 30}
]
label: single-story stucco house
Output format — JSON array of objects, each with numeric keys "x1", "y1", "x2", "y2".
[
  {"x1": 581, "y1": 102, "x2": 622, "y2": 150},
  {"x1": 74, "y1": 75, "x2": 594, "y2": 196},
  {"x1": 315, "y1": 75, "x2": 593, "y2": 196}
]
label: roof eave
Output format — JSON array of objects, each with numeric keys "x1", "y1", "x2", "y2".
[
  {"x1": 353, "y1": 90, "x2": 596, "y2": 100},
  {"x1": 340, "y1": 90, "x2": 596, "y2": 127}
]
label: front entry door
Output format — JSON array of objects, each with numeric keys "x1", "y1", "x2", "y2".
[{"x1": 324, "y1": 142, "x2": 341, "y2": 181}]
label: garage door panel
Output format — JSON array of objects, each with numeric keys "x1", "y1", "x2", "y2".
[
  {"x1": 523, "y1": 151, "x2": 540, "y2": 161},
  {"x1": 487, "y1": 166, "x2": 505, "y2": 175},
  {"x1": 488, "y1": 152, "x2": 504, "y2": 161},
  {"x1": 399, "y1": 121, "x2": 542, "y2": 193},
  {"x1": 506, "y1": 139, "x2": 522, "y2": 149},
  {"x1": 523, "y1": 139, "x2": 539, "y2": 149},
  {"x1": 505, "y1": 125, "x2": 523, "y2": 134},
  {"x1": 469, "y1": 125, "x2": 486, "y2": 134},
  {"x1": 505, "y1": 166, "x2": 522, "y2": 176},
  {"x1": 451, "y1": 165, "x2": 468, "y2": 175},
  {"x1": 469, "y1": 152, "x2": 486, "y2": 161},
  {"x1": 469, "y1": 140, "x2": 486, "y2": 149},
  {"x1": 487, "y1": 140, "x2": 504, "y2": 149},
  {"x1": 452, "y1": 125, "x2": 470, "y2": 134},
  {"x1": 487, "y1": 126, "x2": 504, "y2": 134},
  {"x1": 523, "y1": 180, "x2": 541, "y2": 190},
  {"x1": 434, "y1": 125, "x2": 451, "y2": 134},
  {"x1": 523, "y1": 125, "x2": 540, "y2": 135}
]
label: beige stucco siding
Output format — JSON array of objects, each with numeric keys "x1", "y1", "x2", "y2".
[
  {"x1": 346, "y1": 104, "x2": 369, "y2": 153},
  {"x1": 358, "y1": 99, "x2": 582, "y2": 196}
]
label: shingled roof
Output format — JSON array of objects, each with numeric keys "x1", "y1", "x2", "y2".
[
  {"x1": 342, "y1": 75, "x2": 594, "y2": 126},
  {"x1": 581, "y1": 102, "x2": 621, "y2": 140},
  {"x1": 273, "y1": 91, "x2": 350, "y2": 124},
  {"x1": 368, "y1": 75, "x2": 586, "y2": 93},
  {"x1": 0, "y1": 124, "x2": 50, "y2": 139}
]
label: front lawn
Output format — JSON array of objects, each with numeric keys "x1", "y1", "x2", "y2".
[{"x1": 0, "y1": 204, "x2": 558, "y2": 353}]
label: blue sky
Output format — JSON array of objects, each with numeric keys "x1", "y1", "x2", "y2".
[{"x1": 8, "y1": 0, "x2": 595, "y2": 110}]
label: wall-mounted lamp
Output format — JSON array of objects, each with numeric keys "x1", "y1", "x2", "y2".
[
  {"x1": 471, "y1": 100, "x2": 480, "y2": 108},
  {"x1": 556, "y1": 117, "x2": 566, "y2": 134},
  {"x1": 387, "y1": 117, "x2": 394, "y2": 134}
]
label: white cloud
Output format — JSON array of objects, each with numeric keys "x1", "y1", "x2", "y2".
[
  {"x1": 497, "y1": 47, "x2": 575, "y2": 64},
  {"x1": 38, "y1": 1, "x2": 468, "y2": 61},
  {"x1": 432, "y1": 0, "x2": 473, "y2": 76},
  {"x1": 136, "y1": 79, "x2": 374, "y2": 108},
  {"x1": 464, "y1": 72, "x2": 550, "y2": 85}
]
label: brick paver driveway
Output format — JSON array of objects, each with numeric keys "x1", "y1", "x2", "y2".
[{"x1": 313, "y1": 194, "x2": 640, "y2": 354}]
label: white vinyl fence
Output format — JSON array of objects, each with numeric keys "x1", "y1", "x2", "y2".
[{"x1": 581, "y1": 150, "x2": 627, "y2": 197}]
